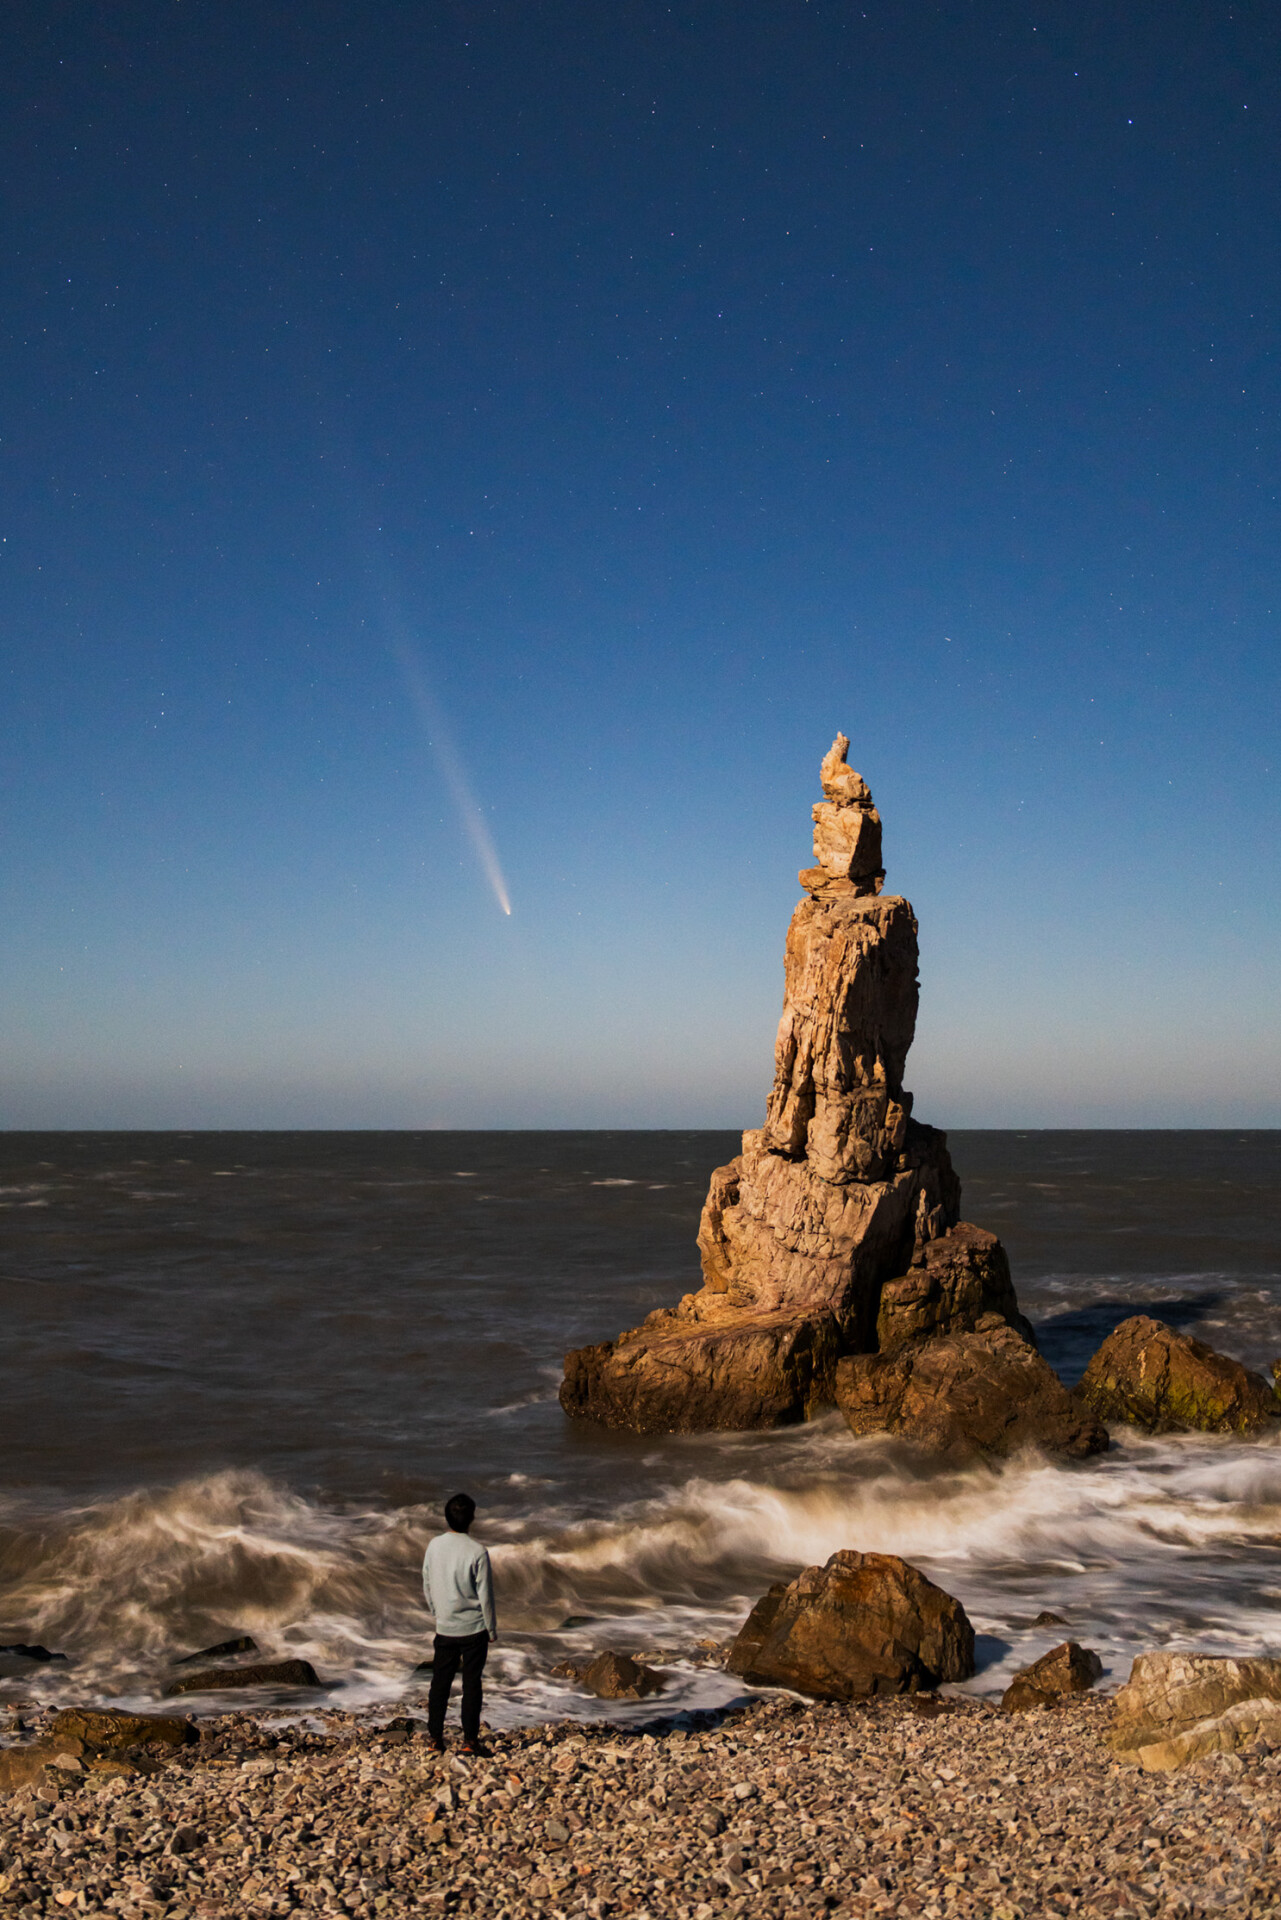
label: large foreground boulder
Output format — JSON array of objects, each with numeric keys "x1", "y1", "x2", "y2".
[
  {"x1": 559, "y1": 1308, "x2": 839, "y2": 1433},
  {"x1": 833, "y1": 1319, "x2": 1109, "y2": 1461},
  {"x1": 726, "y1": 1550, "x2": 975, "y2": 1698},
  {"x1": 1108, "y1": 1650, "x2": 1281, "y2": 1770},
  {"x1": 1078, "y1": 1316, "x2": 1280, "y2": 1434}
]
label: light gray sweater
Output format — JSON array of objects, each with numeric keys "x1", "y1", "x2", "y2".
[{"x1": 422, "y1": 1529, "x2": 497, "y2": 1638}]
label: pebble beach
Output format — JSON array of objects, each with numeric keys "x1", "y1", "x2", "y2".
[{"x1": 3, "y1": 1691, "x2": 1278, "y2": 1920}]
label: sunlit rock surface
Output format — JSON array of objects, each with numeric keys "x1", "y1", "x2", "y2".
[{"x1": 559, "y1": 734, "x2": 1030, "y2": 1434}]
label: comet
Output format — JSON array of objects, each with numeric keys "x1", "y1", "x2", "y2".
[{"x1": 391, "y1": 638, "x2": 512, "y2": 917}]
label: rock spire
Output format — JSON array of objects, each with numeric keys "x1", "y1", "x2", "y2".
[{"x1": 559, "y1": 735, "x2": 1029, "y2": 1435}]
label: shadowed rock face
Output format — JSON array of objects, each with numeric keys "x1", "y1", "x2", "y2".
[
  {"x1": 1077, "y1": 1315, "x2": 1280, "y2": 1435},
  {"x1": 1002, "y1": 1641, "x2": 1104, "y2": 1713},
  {"x1": 833, "y1": 1320, "x2": 1110, "y2": 1463},
  {"x1": 725, "y1": 1550, "x2": 975, "y2": 1699},
  {"x1": 559, "y1": 734, "x2": 1030, "y2": 1434}
]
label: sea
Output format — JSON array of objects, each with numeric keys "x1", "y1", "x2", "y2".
[{"x1": 1, "y1": 1129, "x2": 1279, "y2": 1729}]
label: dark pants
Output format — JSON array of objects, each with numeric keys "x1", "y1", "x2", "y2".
[{"x1": 427, "y1": 1630, "x2": 489, "y2": 1741}]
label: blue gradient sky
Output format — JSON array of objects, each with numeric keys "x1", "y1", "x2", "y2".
[{"x1": 3, "y1": 1, "x2": 1278, "y2": 1128}]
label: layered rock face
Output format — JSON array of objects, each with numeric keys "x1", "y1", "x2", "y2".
[
  {"x1": 560, "y1": 734, "x2": 1032, "y2": 1435},
  {"x1": 1108, "y1": 1651, "x2": 1281, "y2": 1771}
]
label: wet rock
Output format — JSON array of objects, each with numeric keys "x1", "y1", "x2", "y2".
[
  {"x1": 726, "y1": 1549, "x2": 975, "y2": 1698},
  {"x1": 48, "y1": 1707, "x2": 196, "y2": 1751},
  {"x1": 0, "y1": 1709, "x2": 194, "y2": 1794},
  {"x1": 1032, "y1": 1610, "x2": 1067, "y2": 1627},
  {"x1": 559, "y1": 1308, "x2": 840, "y2": 1432},
  {"x1": 875, "y1": 1224, "x2": 1034, "y2": 1350},
  {"x1": 1077, "y1": 1315, "x2": 1280, "y2": 1434},
  {"x1": 833, "y1": 1319, "x2": 1109, "y2": 1461},
  {"x1": 1002, "y1": 1642, "x2": 1103, "y2": 1712},
  {"x1": 1001, "y1": 1678, "x2": 1058, "y2": 1714},
  {"x1": 578, "y1": 1653, "x2": 664, "y2": 1700},
  {"x1": 0, "y1": 1643, "x2": 65, "y2": 1662},
  {"x1": 1108, "y1": 1650, "x2": 1281, "y2": 1770},
  {"x1": 163, "y1": 1658, "x2": 322, "y2": 1696},
  {"x1": 173, "y1": 1634, "x2": 259, "y2": 1665}
]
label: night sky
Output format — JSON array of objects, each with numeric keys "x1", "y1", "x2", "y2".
[{"x1": 4, "y1": 2, "x2": 1278, "y2": 1127}]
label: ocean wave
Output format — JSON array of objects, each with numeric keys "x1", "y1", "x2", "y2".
[{"x1": 2, "y1": 1430, "x2": 1280, "y2": 1716}]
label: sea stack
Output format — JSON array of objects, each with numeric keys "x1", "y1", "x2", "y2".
[{"x1": 560, "y1": 733, "x2": 1028, "y2": 1434}]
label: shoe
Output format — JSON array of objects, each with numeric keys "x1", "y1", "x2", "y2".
[
  {"x1": 428, "y1": 1734, "x2": 446, "y2": 1754},
  {"x1": 459, "y1": 1738, "x2": 491, "y2": 1757}
]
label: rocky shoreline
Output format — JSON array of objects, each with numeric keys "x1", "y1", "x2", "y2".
[{"x1": 3, "y1": 1691, "x2": 1279, "y2": 1919}]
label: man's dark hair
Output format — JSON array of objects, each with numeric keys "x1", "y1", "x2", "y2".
[{"x1": 444, "y1": 1492, "x2": 476, "y2": 1533}]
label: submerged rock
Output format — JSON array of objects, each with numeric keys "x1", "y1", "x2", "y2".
[
  {"x1": 726, "y1": 1549, "x2": 975, "y2": 1698},
  {"x1": 1108, "y1": 1650, "x2": 1281, "y2": 1770},
  {"x1": 173, "y1": 1634, "x2": 259, "y2": 1665},
  {"x1": 580, "y1": 1652, "x2": 665, "y2": 1700},
  {"x1": 1077, "y1": 1315, "x2": 1280, "y2": 1434},
  {"x1": 1002, "y1": 1641, "x2": 1103, "y2": 1713},
  {"x1": 833, "y1": 1320, "x2": 1108, "y2": 1461},
  {"x1": 163, "y1": 1658, "x2": 322, "y2": 1696},
  {"x1": 562, "y1": 735, "x2": 1030, "y2": 1434}
]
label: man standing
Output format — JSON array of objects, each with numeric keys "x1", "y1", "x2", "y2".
[{"x1": 422, "y1": 1492, "x2": 496, "y2": 1755}]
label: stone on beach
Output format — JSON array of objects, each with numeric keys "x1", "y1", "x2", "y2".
[
  {"x1": 833, "y1": 1319, "x2": 1109, "y2": 1461},
  {"x1": 0, "y1": 1708, "x2": 195, "y2": 1795},
  {"x1": 47, "y1": 1708, "x2": 195, "y2": 1753},
  {"x1": 1108, "y1": 1649, "x2": 1281, "y2": 1769},
  {"x1": 726, "y1": 1548, "x2": 976, "y2": 1697},
  {"x1": 1002, "y1": 1641, "x2": 1104, "y2": 1713},
  {"x1": 2, "y1": 1691, "x2": 1281, "y2": 1916},
  {"x1": 1077, "y1": 1314, "x2": 1281, "y2": 1434}
]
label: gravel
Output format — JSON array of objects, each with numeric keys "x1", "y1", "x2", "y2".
[{"x1": 1, "y1": 1691, "x2": 1277, "y2": 1918}]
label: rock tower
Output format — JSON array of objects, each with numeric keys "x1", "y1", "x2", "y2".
[{"x1": 559, "y1": 734, "x2": 1025, "y2": 1433}]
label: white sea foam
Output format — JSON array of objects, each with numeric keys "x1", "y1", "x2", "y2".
[{"x1": 3, "y1": 1426, "x2": 1280, "y2": 1719}]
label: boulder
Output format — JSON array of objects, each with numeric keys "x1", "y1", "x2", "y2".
[
  {"x1": 1077, "y1": 1316, "x2": 1280, "y2": 1434},
  {"x1": 0, "y1": 1707, "x2": 198, "y2": 1791},
  {"x1": 173, "y1": 1634, "x2": 258, "y2": 1665},
  {"x1": 833, "y1": 1320, "x2": 1109, "y2": 1461},
  {"x1": 1108, "y1": 1650, "x2": 1281, "y2": 1770},
  {"x1": 163, "y1": 1658, "x2": 321, "y2": 1696},
  {"x1": 1002, "y1": 1641, "x2": 1102, "y2": 1712},
  {"x1": 578, "y1": 1652, "x2": 664, "y2": 1700},
  {"x1": 725, "y1": 1549, "x2": 975, "y2": 1698},
  {"x1": 47, "y1": 1708, "x2": 196, "y2": 1752},
  {"x1": 875, "y1": 1224, "x2": 1034, "y2": 1350},
  {"x1": 559, "y1": 1309, "x2": 840, "y2": 1433}
]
